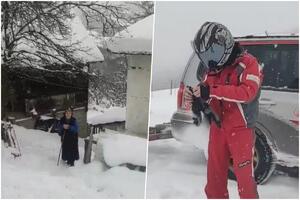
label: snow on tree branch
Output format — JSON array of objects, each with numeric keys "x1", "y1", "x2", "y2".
[{"x1": 1, "y1": 1, "x2": 154, "y2": 70}]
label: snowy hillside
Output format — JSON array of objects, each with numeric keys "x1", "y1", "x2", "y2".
[{"x1": 2, "y1": 125, "x2": 145, "y2": 198}]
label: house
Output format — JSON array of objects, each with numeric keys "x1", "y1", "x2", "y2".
[
  {"x1": 3, "y1": 10, "x2": 104, "y2": 138},
  {"x1": 106, "y1": 15, "x2": 153, "y2": 138}
]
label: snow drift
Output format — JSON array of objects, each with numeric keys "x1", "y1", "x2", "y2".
[
  {"x1": 99, "y1": 130, "x2": 147, "y2": 167},
  {"x1": 2, "y1": 125, "x2": 145, "y2": 198}
]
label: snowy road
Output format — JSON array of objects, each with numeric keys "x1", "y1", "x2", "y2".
[
  {"x1": 146, "y1": 138, "x2": 299, "y2": 199},
  {"x1": 2, "y1": 126, "x2": 145, "y2": 198}
]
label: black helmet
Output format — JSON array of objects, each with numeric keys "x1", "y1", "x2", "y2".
[{"x1": 193, "y1": 22, "x2": 234, "y2": 71}]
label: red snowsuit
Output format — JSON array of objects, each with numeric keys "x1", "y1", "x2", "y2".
[{"x1": 203, "y1": 52, "x2": 263, "y2": 199}]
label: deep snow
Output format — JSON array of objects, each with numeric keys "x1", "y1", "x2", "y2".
[
  {"x1": 2, "y1": 125, "x2": 145, "y2": 198},
  {"x1": 146, "y1": 138, "x2": 299, "y2": 199},
  {"x1": 100, "y1": 130, "x2": 147, "y2": 167}
]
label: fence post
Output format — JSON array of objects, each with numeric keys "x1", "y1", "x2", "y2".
[
  {"x1": 170, "y1": 80, "x2": 173, "y2": 95},
  {"x1": 83, "y1": 124, "x2": 94, "y2": 164}
]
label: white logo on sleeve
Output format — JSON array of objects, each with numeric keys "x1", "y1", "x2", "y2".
[{"x1": 246, "y1": 74, "x2": 260, "y2": 86}]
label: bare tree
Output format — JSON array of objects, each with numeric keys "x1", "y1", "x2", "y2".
[
  {"x1": 1, "y1": 1, "x2": 142, "y2": 70},
  {"x1": 127, "y1": 1, "x2": 154, "y2": 23},
  {"x1": 87, "y1": 46, "x2": 128, "y2": 108},
  {"x1": 1, "y1": 1, "x2": 154, "y2": 113},
  {"x1": 80, "y1": 1, "x2": 154, "y2": 37}
]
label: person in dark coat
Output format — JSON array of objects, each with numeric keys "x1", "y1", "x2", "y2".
[{"x1": 59, "y1": 107, "x2": 79, "y2": 166}]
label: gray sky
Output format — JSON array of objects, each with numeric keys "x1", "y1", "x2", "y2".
[{"x1": 151, "y1": 1, "x2": 299, "y2": 90}]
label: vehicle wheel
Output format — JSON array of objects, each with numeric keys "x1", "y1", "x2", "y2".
[{"x1": 228, "y1": 128, "x2": 276, "y2": 184}]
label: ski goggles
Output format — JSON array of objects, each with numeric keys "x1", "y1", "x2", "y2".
[{"x1": 192, "y1": 41, "x2": 226, "y2": 71}]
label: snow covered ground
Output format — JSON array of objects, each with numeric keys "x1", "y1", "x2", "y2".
[
  {"x1": 100, "y1": 131, "x2": 147, "y2": 167},
  {"x1": 146, "y1": 138, "x2": 299, "y2": 199},
  {"x1": 2, "y1": 125, "x2": 145, "y2": 198},
  {"x1": 149, "y1": 88, "x2": 178, "y2": 126},
  {"x1": 87, "y1": 105, "x2": 126, "y2": 125}
]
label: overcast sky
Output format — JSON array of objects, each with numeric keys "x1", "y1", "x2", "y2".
[{"x1": 151, "y1": 1, "x2": 299, "y2": 90}]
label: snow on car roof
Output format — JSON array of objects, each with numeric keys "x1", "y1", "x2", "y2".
[
  {"x1": 235, "y1": 33, "x2": 299, "y2": 40},
  {"x1": 106, "y1": 15, "x2": 153, "y2": 55}
]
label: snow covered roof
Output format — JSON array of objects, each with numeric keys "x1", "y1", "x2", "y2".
[
  {"x1": 16, "y1": 9, "x2": 104, "y2": 64},
  {"x1": 106, "y1": 15, "x2": 153, "y2": 55},
  {"x1": 70, "y1": 11, "x2": 104, "y2": 62}
]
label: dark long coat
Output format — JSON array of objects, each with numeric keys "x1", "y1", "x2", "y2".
[{"x1": 59, "y1": 116, "x2": 79, "y2": 162}]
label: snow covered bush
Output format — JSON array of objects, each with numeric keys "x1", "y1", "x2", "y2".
[{"x1": 88, "y1": 49, "x2": 127, "y2": 108}]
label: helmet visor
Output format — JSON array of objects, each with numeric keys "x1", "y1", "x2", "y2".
[{"x1": 193, "y1": 42, "x2": 225, "y2": 70}]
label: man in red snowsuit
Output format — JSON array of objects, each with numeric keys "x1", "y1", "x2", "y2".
[{"x1": 185, "y1": 22, "x2": 263, "y2": 199}]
